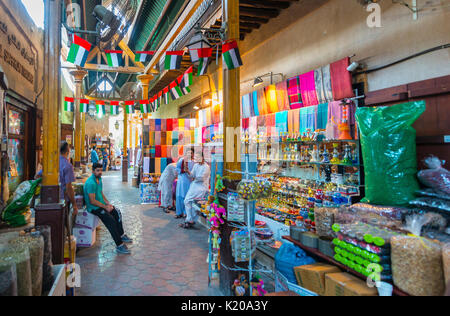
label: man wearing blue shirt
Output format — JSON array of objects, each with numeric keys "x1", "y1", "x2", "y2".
[
  {"x1": 83, "y1": 163, "x2": 133, "y2": 254},
  {"x1": 91, "y1": 146, "x2": 99, "y2": 164}
]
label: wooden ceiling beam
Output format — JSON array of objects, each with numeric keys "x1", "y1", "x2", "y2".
[
  {"x1": 240, "y1": 21, "x2": 261, "y2": 29},
  {"x1": 240, "y1": 0, "x2": 291, "y2": 10},
  {"x1": 239, "y1": 7, "x2": 280, "y2": 18},
  {"x1": 240, "y1": 15, "x2": 270, "y2": 24}
]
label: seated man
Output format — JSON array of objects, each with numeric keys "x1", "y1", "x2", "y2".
[{"x1": 83, "y1": 163, "x2": 133, "y2": 254}]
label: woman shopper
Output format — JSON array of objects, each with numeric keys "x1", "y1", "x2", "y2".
[
  {"x1": 175, "y1": 149, "x2": 194, "y2": 219},
  {"x1": 157, "y1": 159, "x2": 177, "y2": 213},
  {"x1": 180, "y1": 152, "x2": 210, "y2": 229}
]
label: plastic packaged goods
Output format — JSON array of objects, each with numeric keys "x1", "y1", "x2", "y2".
[
  {"x1": 355, "y1": 101, "x2": 425, "y2": 206},
  {"x1": 416, "y1": 188, "x2": 450, "y2": 201},
  {"x1": 409, "y1": 197, "x2": 450, "y2": 212},
  {"x1": 417, "y1": 156, "x2": 450, "y2": 195},
  {"x1": 391, "y1": 236, "x2": 445, "y2": 296},
  {"x1": 444, "y1": 244, "x2": 450, "y2": 286},
  {"x1": 348, "y1": 203, "x2": 406, "y2": 221},
  {"x1": 0, "y1": 244, "x2": 32, "y2": 296},
  {"x1": 315, "y1": 208, "x2": 338, "y2": 238},
  {"x1": 237, "y1": 179, "x2": 259, "y2": 201},
  {"x1": 0, "y1": 263, "x2": 18, "y2": 296},
  {"x1": 334, "y1": 207, "x2": 404, "y2": 230},
  {"x1": 34, "y1": 226, "x2": 54, "y2": 292},
  {"x1": 275, "y1": 243, "x2": 316, "y2": 284},
  {"x1": 9, "y1": 232, "x2": 44, "y2": 296}
]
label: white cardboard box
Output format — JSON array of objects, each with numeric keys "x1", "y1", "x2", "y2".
[
  {"x1": 75, "y1": 210, "x2": 99, "y2": 229},
  {"x1": 73, "y1": 226, "x2": 97, "y2": 248}
]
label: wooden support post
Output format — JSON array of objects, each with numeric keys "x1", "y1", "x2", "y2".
[
  {"x1": 122, "y1": 105, "x2": 128, "y2": 182},
  {"x1": 220, "y1": 0, "x2": 242, "y2": 296},
  {"x1": 70, "y1": 70, "x2": 88, "y2": 169},
  {"x1": 36, "y1": 0, "x2": 65, "y2": 265}
]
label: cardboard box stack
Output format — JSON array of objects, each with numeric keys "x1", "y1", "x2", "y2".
[
  {"x1": 73, "y1": 210, "x2": 99, "y2": 248},
  {"x1": 294, "y1": 263, "x2": 341, "y2": 296},
  {"x1": 325, "y1": 272, "x2": 378, "y2": 296}
]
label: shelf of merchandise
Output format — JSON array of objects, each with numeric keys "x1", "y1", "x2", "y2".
[{"x1": 282, "y1": 236, "x2": 410, "y2": 297}]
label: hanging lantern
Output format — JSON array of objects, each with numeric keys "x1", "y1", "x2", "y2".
[{"x1": 187, "y1": 28, "x2": 211, "y2": 63}]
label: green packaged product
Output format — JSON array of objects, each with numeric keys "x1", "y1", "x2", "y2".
[{"x1": 355, "y1": 101, "x2": 425, "y2": 206}]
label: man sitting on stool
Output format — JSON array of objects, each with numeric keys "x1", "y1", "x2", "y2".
[{"x1": 83, "y1": 163, "x2": 133, "y2": 254}]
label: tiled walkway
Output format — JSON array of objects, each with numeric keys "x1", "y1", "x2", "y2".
[{"x1": 76, "y1": 171, "x2": 221, "y2": 296}]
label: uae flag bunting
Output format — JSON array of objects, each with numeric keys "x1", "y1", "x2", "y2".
[
  {"x1": 158, "y1": 91, "x2": 163, "y2": 109},
  {"x1": 197, "y1": 48, "x2": 213, "y2": 76},
  {"x1": 177, "y1": 75, "x2": 191, "y2": 95},
  {"x1": 154, "y1": 94, "x2": 160, "y2": 110},
  {"x1": 140, "y1": 100, "x2": 150, "y2": 113},
  {"x1": 163, "y1": 86, "x2": 170, "y2": 104},
  {"x1": 164, "y1": 51, "x2": 184, "y2": 70},
  {"x1": 64, "y1": 97, "x2": 75, "y2": 112},
  {"x1": 105, "y1": 50, "x2": 123, "y2": 67},
  {"x1": 149, "y1": 97, "x2": 155, "y2": 112},
  {"x1": 125, "y1": 101, "x2": 135, "y2": 114},
  {"x1": 169, "y1": 80, "x2": 183, "y2": 100},
  {"x1": 222, "y1": 40, "x2": 243, "y2": 70},
  {"x1": 135, "y1": 51, "x2": 155, "y2": 63},
  {"x1": 80, "y1": 99, "x2": 90, "y2": 113},
  {"x1": 67, "y1": 34, "x2": 92, "y2": 67},
  {"x1": 183, "y1": 66, "x2": 194, "y2": 88},
  {"x1": 110, "y1": 103, "x2": 120, "y2": 115}
]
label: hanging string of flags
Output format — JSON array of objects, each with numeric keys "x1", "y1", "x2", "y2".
[{"x1": 66, "y1": 34, "x2": 243, "y2": 113}]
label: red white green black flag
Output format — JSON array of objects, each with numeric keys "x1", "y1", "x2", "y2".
[
  {"x1": 140, "y1": 100, "x2": 150, "y2": 113},
  {"x1": 64, "y1": 97, "x2": 75, "y2": 112},
  {"x1": 169, "y1": 80, "x2": 183, "y2": 100},
  {"x1": 67, "y1": 34, "x2": 92, "y2": 67},
  {"x1": 164, "y1": 51, "x2": 184, "y2": 70},
  {"x1": 105, "y1": 50, "x2": 123, "y2": 67},
  {"x1": 197, "y1": 48, "x2": 213, "y2": 76},
  {"x1": 135, "y1": 51, "x2": 155, "y2": 63},
  {"x1": 125, "y1": 101, "x2": 135, "y2": 114},
  {"x1": 80, "y1": 99, "x2": 90, "y2": 113},
  {"x1": 95, "y1": 101, "x2": 106, "y2": 115},
  {"x1": 177, "y1": 75, "x2": 191, "y2": 95},
  {"x1": 222, "y1": 41, "x2": 243, "y2": 70},
  {"x1": 163, "y1": 86, "x2": 170, "y2": 104},
  {"x1": 110, "y1": 101, "x2": 120, "y2": 115}
]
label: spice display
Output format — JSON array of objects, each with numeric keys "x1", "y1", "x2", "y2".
[
  {"x1": 443, "y1": 243, "x2": 450, "y2": 286},
  {"x1": 0, "y1": 244, "x2": 32, "y2": 296},
  {"x1": 9, "y1": 232, "x2": 44, "y2": 296},
  {"x1": 315, "y1": 208, "x2": 338, "y2": 238},
  {"x1": 0, "y1": 261, "x2": 17, "y2": 296},
  {"x1": 417, "y1": 156, "x2": 450, "y2": 195},
  {"x1": 391, "y1": 236, "x2": 445, "y2": 296},
  {"x1": 35, "y1": 225, "x2": 54, "y2": 292}
]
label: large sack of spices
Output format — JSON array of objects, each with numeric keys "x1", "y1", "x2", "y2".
[{"x1": 355, "y1": 101, "x2": 425, "y2": 206}]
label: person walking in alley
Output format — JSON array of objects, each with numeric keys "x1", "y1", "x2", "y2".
[
  {"x1": 175, "y1": 149, "x2": 194, "y2": 219},
  {"x1": 83, "y1": 163, "x2": 133, "y2": 254},
  {"x1": 60, "y1": 142, "x2": 78, "y2": 220},
  {"x1": 180, "y1": 152, "x2": 211, "y2": 229},
  {"x1": 91, "y1": 146, "x2": 99, "y2": 164},
  {"x1": 157, "y1": 158, "x2": 177, "y2": 213}
]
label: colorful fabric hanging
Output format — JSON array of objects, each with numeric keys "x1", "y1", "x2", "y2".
[
  {"x1": 275, "y1": 111, "x2": 288, "y2": 133},
  {"x1": 166, "y1": 131, "x2": 172, "y2": 145},
  {"x1": 155, "y1": 158, "x2": 161, "y2": 174},
  {"x1": 135, "y1": 51, "x2": 154, "y2": 63},
  {"x1": 172, "y1": 131, "x2": 179, "y2": 145},
  {"x1": 299, "y1": 71, "x2": 319, "y2": 107},
  {"x1": 105, "y1": 50, "x2": 123, "y2": 67},
  {"x1": 330, "y1": 57, "x2": 355, "y2": 100},
  {"x1": 257, "y1": 88, "x2": 268, "y2": 116},
  {"x1": 80, "y1": 99, "x2": 90, "y2": 113},
  {"x1": 161, "y1": 131, "x2": 166, "y2": 145},
  {"x1": 173, "y1": 119, "x2": 179, "y2": 131},
  {"x1": 222, "y1": 41, "x2": 243, "y2": 70},
  {"x1": 252, "y1": 91, "x2": 259, "y2": 117},
  {"x1": 314, "y1": 68, "x2": 327, "y2": 105},
  {"x1": 161, "y1": 119, "x2": 167, "y2": 132},
  {"x1": 178, "y1": 119, "x2": 185, "y2": 131},
  {"x1": 164, "y1": 51, "x2": 184, "y2": 70},
  {"x1": 161, "y1": 145, "x2": 167, "y2": 158},
  {"x1": 155, "y1": 119, "x2": 161, "y2": 131},
  {"x1": 167, "y1": 119, "x2": 173, "y2": 131},
  {"x1": 155, "y1": 145, "x2": 162, "y2": 158},
  {"x1": 155, "y1": 131, "x2": 161, "y2": 146},
  {"x1": 241, "y1": 94, "x2": 251, "y2": 119},
  {"x1": 161, "y1": 158, "x2": 168, "y2": 174},
  {"x1": 316, "y1": 103, "x2": 329, "y2": 130},
  {"x1": 321, "y1": 64, "x2": 333, "y2": 102},
  {"x1": 67, "y1": 34, "x2": 92, "y2": 67},
  {"x1": 149, "y1": 132, "x2": 155, "y2": 146},
  {"x1": 265, "y1": 85, "x2": 279, "y2": 114},
  {"x1": 299, "y1": 106, "x2": 317, "y2": 135},
  {"x1": 287, "y1": 76, "x2": 303, "y2": 109},
  {"x1": 276, "y1": 81, "x2": 290, "y2": 111},
  {"x1": 197, "y1": 48, "x2": 213, "y2": 76},
  {"x1": 64, "y1": 97, "x2": 75, "y2": 112}
]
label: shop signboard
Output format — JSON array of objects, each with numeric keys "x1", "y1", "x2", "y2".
[{"x1": 0, "y1": 1, "x2": 39, "y2": 102}]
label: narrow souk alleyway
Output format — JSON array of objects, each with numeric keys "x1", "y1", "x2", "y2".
[{"x1": 76, "y1": 171, "x2": 221, "y2": 296}]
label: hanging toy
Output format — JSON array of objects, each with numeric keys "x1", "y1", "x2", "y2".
[
  {"x1": 212, "y1": 229, "x2": 221, "y2": 250},
  {"x1": 209, "y1": 210, "x2": 221, "y2": 228},
  {"x1": 215, "y1": 175, "x2": 225, "y2": 192},
  {"x1": 211, "y1": 203, "x2": 226, "y2": 224}
]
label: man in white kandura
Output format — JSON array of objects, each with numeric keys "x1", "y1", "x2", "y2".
[
  {"x1": 180, "y1": 152, "x2": 211, "y2": 229},
  {"x1": 158, "y1": 159, "x2": 177, "y2": 213}
]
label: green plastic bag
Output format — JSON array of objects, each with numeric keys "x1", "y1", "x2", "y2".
[
  {"x1": 2, "y1": 178, "x2": 42, "y2": 221},
  {"x1": 356, "y1": 101, "x2": 425, "y2": 206}
]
